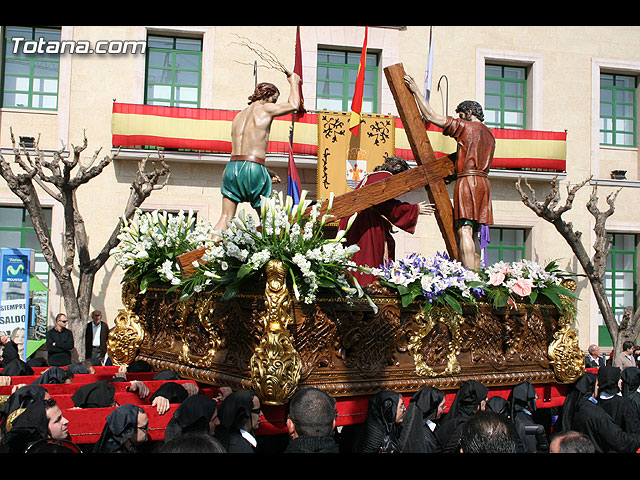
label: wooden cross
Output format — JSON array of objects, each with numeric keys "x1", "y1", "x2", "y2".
[
  {"x1": 311, "y1": 63, "x2": 459, "y2": 258},
  {"x1": 178, "y1": 63, "x2": 458, "y2": 275}
]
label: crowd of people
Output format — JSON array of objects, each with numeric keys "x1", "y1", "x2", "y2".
[
  {"x1": 3, "y1": 311, "x2": 640, "y2": 454},
  {"x1": 2, "y1": 355, "x2": 640, "y2": 454}
]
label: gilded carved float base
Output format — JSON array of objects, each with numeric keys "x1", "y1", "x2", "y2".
[{"x1": 107, "y1": 268, "x2": 584, "y2": 405}]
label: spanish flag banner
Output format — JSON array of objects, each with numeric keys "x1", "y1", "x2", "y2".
[
  {"x1": 394, "y1": 119, "x2": 568, "y2": 172},
  {"x1": 111, "y1": 102, "x2": 317, "y2": 156},
  {"x1": 349, "y1": 26, "x2": 368, "y2": 136},
  {"x1": 111, "y1": 104, "x2": 567, "y2": 172}
]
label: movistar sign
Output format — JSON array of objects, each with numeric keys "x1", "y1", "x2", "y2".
[{"x1": 2, "y1": 254, "x2": 28, "y2": 283}]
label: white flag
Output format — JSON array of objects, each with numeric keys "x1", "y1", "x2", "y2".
[{"x1": 424, "y1": 26, "x2": 434, "y2": 102}]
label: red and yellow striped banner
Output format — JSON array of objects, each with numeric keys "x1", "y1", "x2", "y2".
[
  {"x1": 112, "y1": 103, "x2": 566, "y2": 171},
  {"x1": 393, "y1": 118, "x2": 567, "y2": 171}
]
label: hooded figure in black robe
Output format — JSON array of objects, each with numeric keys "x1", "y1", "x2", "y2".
[
  {"x1": 621, "y1": 367, "x2": 640, "y2": 419},
  {"x1": 0, "y1": 339, "x2": 19, "y2": 367},
  {"x1": 0, "y1": 358, "x2": 33, "y2": 377},
  {"x1": 355, "y1": 390, "x2": 404, "y2": 453},
  {"x1": 126, "y1": 360, "x2": 153, "y2": 373},
  {"x1": 93, "y1": 404, "x2": 146, "y2": 453},
  {"x1": 556, "y1": 371, "x2": 597, "y2": 432},
  {"x1": 486, "y1": 396, "x2": 511, "y2": 417},
  {"x1": 435, "y1": 380, "x2": 488, "y2": 453},
  {"x1": 597, "y1": 365, "x2": 640, "y2": 434},
  {"x1": 508, "y1": 381, "x2": 539, "y2": 453},
  {"x1": 149, "y1": 382, "x2": 189, "y2": 405},
  {"x1": 164, "y1": 394, "x2": 218, "y2": 443},
  {"x1": 214, "y1": 391, "x2": 258, "y2": 453},
  {"x1": 565, "y1": 371, "x2": 640, "y2": 453},
  {"x1": 67, "y1": 362, "x2": 91, "y2": 375},
  {"x1": 72, "y1": 380, "x2": 116, "y2": 408},
  {"x1": 31, "y1": 366, "x2": 72, "y2": 385},
  {"x1": 0, "y1": 398, "x2": 48, "y2": 453},
  {"x1": 0, "y1": 384, "x2": 48, "y2": 448},
  {"x1": 397, "y1": 386, "x2": 445, "y2": 453},
  {"x1": 152, "y1": 369, "x2": 181, "y2": 381}
]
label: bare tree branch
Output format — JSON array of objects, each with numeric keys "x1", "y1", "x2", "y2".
[
  {"x1": 515, "y1": 175, "x2": 640, "y2": 354},
  {"x1": 229, "y1": 34, "x2": 291, "y2": 76},
  {"x1": 0, "y1": 129, "x2": 170, "y2": 362}
]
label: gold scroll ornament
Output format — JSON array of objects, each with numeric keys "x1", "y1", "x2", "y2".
[
  {"x1": 107, "y1": 280, "x2": 145, "y2": 366},
  {"x1": 408, "y1": 305, "x2": 463, "y2": 377},
  {"x1": 548, "y1": 280, "x2": 585, "y2": 383},
  {"x1": 250, "y1": 259, "x2": 302, "y2": 405},
  {"x1": 316, "y1": 111, "x2": 395, "y2": 202}
]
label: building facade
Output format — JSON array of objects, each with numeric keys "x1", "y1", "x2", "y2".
[{"x1": 1, "y1": 25, "x2": 639, "y2": 354}]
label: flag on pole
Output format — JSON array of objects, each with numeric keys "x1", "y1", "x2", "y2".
[
  {"x1": 294, "y1": 25, "x2": 305, "y2": 114},
  {"x1": 349, "y1": 26, "x2": 368, "y2": 136},
  {"x1": 288, "y1": 26, "x2": 304, "y2": 204},
  {"x1": 424, "y1": 26, "x2": 434, "y2": 102},
  {"x1": 287, "y1": 140, "x2": 301, "y2": 205}
]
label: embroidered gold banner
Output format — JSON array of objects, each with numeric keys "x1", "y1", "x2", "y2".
[{"x1": 316, "y1": 111, "x2": 396, "y2": 202}]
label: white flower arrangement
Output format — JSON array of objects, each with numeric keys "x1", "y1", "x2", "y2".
[
  {"x1": 111, "y1": 208, "x2": 216, "y2": 293},
  {"x1": 371, "y1": 252, "x2": 485, "y2": 314},
  {"x1": 177, "y1": 190, "x2": 374, "y2": 309}
]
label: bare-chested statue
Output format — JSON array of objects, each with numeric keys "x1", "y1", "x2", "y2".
[
  {"x1": 213, "y1": 71, "x2": 302, "y2": 233},
  {"x1": 404, "y1": 75, "x2": 495, "y2": 269}
]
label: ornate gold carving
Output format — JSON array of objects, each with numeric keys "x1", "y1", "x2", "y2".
[
  {"x1": 337, "y1": 304, "x2": 402, "y2": 377},
  {"x1": 177, "y1": 294, "x2": 224, "y2": 367},
  {"x1": 408, "y1": 305, "x2": 463, "y2": 377},
  {"x1": 505, "y1": 309, "x2": 549, "y2": 364},
  {"x1": 462, "y1": 311, "x2": 507, "y2": 369},
  {"x1": 548, "y1": 280, "x2": 584, "y2": 383},
  {"x1": 107, "y1": 281, "x2": 145, "y2": 365},
  {"x1": 250, "y1": 260, "x2": 302, "y2": 405}
]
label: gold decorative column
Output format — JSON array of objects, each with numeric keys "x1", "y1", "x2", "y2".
[
  {"x1": 250, "y1": 259, "x2": 302, "y2": 405},
  {"x1": 107, "y1": 281, "x2": 145, "y2": 365},
  {"x1": 548, "y1": 280, "x2": 585, "y2": 383}
]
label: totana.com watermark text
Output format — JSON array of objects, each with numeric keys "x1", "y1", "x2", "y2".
[{"x1": 11, "y1": 37, "x2": 147, "y2": 55}]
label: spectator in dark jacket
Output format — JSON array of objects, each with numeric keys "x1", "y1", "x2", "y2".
[
  {"x1": 45, "y1": 314, "x2": 74, "y2": 366},
  {"x1": 85, "y1": 310, "x2": 109, "y2": 364}
]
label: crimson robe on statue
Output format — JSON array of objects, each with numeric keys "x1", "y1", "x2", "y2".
[{"x1": 338, "y1": 171, "x2": 420, "y2": 286}]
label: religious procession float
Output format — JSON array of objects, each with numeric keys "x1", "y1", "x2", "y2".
[
  {"x1": 106, "y1": 63, "x2": 585, "y2": 419},
  {"x1": 106, "y1": 191, "x2": 584, "y2": 409}
]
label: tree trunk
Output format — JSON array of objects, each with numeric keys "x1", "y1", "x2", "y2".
[
  {"x1": 515, "y1": 177, "x2": 640, "y2": 358},
  {"x1": 0, "y1": 130, "x2": 170, "y2": 364}
]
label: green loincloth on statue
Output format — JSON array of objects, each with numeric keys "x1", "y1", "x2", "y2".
[
  {"x1": 455, "y1": 218, "x2": 482, "y2": 232},
  {"x1": 221, "y1": 160, "x2": 272, "y2": 209}
]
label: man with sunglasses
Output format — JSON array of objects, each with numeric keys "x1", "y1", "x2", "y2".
[{"x1": 45, "y1": 313, "x2": 74, "y2": 367}]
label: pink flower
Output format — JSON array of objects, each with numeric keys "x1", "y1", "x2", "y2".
[
  {"x1": 511, "y1": 278, "x2": 533, "y2": 297},
  {"x1": 488, "y1": 272, "x2": 505, "y2": 286},
  {"x1": 507, "y1": 296, "x2": 518, "y2": 309}
]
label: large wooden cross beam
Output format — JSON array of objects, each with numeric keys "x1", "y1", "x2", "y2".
[
  {"x1": 178, "y1": 63, "x2": 458, "y2": 275},
  {"x1": 383, "y1": 62, "x2": 458, "y2": 260},
  {"x1": 312, "y1": 63, "x2": 458, "y2": 258}
]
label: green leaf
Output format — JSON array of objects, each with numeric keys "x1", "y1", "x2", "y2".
[
  {"x1": 400, "y1": 293, "x2": 414, "y2": 308},
  {"x1": 443, "y1": 294, "x2": 463, "y2": 315},
  {"x1": 540, "y1": 288, "x2": 562, "y2": 309},
  {"x1": 222, "y1": 280, "x2": 244, "y2": 301},
  {"x1": 492, "y1": 289, "x2": 508, "y2": 308},
  {"x1": 140, "y1": 273, "x2": 158, "y2": 292},
  {"x1": 551, "y1": 284, "x2": 580, "y2": 300},
  {"x1": 236, "y1": 263, "x2": 254, "y2": 280},
  {"x1": 529, "y1": 289, "x2": 538, "y2": 304}
]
